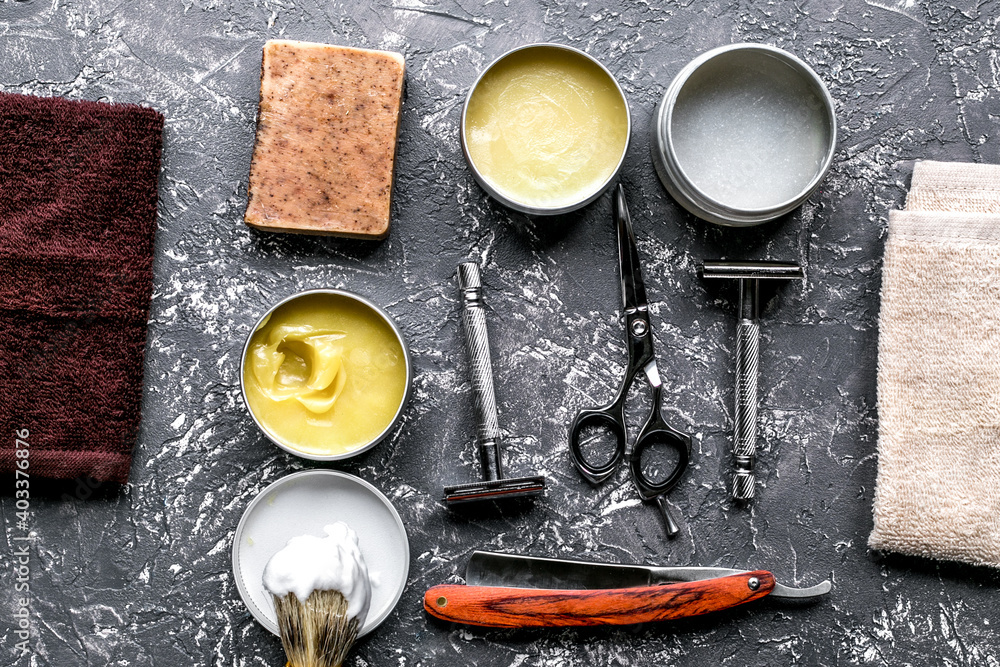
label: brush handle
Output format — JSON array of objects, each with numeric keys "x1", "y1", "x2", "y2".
[
  {"x1": 457, "y1": 262, "x2": 503, "y2": 482},
  {"x1": 424, "y1": 571, "x2": 774, "y2": 627},
  {"x1": 733, "y1": 318, "x2": 760, "y2": 500}
]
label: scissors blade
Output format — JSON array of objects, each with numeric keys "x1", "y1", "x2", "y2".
[
  {"x1": 615, "y1": 183, "x2": 649, "y2": 313},
  {"x1": 643, "y1": 359, "x2": 662, "y2": 389}
]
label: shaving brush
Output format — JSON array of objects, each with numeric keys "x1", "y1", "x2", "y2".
[
  {"x1": 272, "y1": 589, "x2": 358, "y2": 667},
  {"x1": 264, "y1": 523, "x2": 372, "y2": 667}
]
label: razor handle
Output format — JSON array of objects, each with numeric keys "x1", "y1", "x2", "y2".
[
  {"x1": 424, "y1": 571, "x2": 775, "y2": 628},
  {"x1": 700, "y1": 262, "x2": 803, "y2": 501},
  {"x1": 457, "y1": 262, "x2": 503, "y2": 481},
  {"x1": 733, "y1": 316, "x2": 760, "y2": 501}
]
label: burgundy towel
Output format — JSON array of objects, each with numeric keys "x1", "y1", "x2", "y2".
[{"x1": 0, "y1": 92, "x2": 164, "y2": 484}]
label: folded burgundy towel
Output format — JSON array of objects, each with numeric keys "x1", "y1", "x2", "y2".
[{"x1": 0, "y1": 92, "x2": 164, "y2": 484}]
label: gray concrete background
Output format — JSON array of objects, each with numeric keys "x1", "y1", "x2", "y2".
[{"x1": 1, "y1": 0, "x2": 999, "y2": 665}]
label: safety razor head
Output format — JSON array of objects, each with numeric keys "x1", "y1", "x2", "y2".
[
  {"x1": 699, "y1": 261, "x2": 804, "y2": 281},
  {"x1": 443, "y1": 475, "x2": 546, "y2": 505}
]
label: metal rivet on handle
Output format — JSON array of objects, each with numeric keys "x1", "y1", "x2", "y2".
[
  {"x1": 437, "y1": 596, "x2": 448, "y2": 607},
  {"x1": 747, "y1": 577, "x2": 760, "y2": 591},
  {"x1": 631, "y1": 319, "x2": 647, "y2": 336}
]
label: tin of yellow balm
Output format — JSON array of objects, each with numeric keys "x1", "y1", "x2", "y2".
[
  {"x1": 462, "y1": 44, "x2": 630, "y2": 215},
  {"x1": 241, "y1": 290, "x2": 411, "y2": 460}
]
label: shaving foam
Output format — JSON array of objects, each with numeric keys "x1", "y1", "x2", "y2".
[{"x1": 262, "y1": 522, "x2": 371, "y2": 624}]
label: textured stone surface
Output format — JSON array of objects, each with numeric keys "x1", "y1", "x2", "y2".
[{"x1": 2, "y1": 0, "x2": 1000, "y2": 665}]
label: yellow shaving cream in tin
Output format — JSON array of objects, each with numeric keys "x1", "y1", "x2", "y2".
[
  {"x1": 464, "y1": 46, "x2": 629, "y2": 209},
  {"x1": 243, "y1": 293, "x2": 407, "y2": 457}
]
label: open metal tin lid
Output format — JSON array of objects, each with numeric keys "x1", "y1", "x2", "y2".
[
  {"x1": 231, "y1": 469, "x2": 410, "y2": 637},
  {"x1": 652, "y1": 43, "x2": 836, "y2": 226}
]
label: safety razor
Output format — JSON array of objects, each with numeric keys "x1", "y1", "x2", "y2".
[
  {"x1": 443, "y1": 262, "x2": 546, "y2": 506},
  {"x1": 699, "y1": 261, "x2": 804, "y2": 501}
]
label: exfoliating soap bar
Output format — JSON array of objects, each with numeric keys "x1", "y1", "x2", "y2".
[{"x1": 244, "y1": 40, "x2": 405, "y2": 239}]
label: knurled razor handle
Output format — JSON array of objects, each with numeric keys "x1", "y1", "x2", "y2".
[
  {"x1": 732, "y1": 319, "x2": 760, "y2": 501},
  {"x1": 457, "y1": 262, "x2": 503, "y2": 482}
]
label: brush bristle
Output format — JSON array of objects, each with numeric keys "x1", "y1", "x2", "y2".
[{"x1": 273, "y1": 589, "x2": 359, "y2": 667}]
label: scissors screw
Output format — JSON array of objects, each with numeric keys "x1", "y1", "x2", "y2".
[
  {"x1": 630, "y1": 319, "x2": 648, "y2": 337},
  {"x1": 747, "y1": 577, "x2": 760, "y2": 591}
]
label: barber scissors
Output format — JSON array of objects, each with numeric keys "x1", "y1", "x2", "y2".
[{"x1": 569, "y1": 184, "x2": 692, "y2": 537}]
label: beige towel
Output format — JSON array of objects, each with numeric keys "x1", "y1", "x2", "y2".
[
  {"x1": 870, "y1": 161, "x2": 1000, "y2": 568},
  {"x1": 906, "y1": 161, "x2": 1000, "y2": 213}
]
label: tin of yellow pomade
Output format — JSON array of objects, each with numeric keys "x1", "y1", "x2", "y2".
[
  {"x1": 463, "y1": 44, "x2": 630, "y2": 214},
  {"x1": 241, "y1": 291, "x2": 409, "y2": 459}
]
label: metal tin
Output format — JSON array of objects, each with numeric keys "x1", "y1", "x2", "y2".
[
  {"x1": 240, "y1": 288, "x2": 413, "y2": 461},
  {"x1": 231, "y1": 469, "x2": 410, "y2": 637},
  {"x1": 652, "y1": 43, "x2": 837, "y2": 227},
  {"x1": 460, "y1": 43, "x2": 631, "y2": 216}
]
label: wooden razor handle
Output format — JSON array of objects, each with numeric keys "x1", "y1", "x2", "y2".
[{"x1": 423, "y1": 571, "x2": 775, "y2": 628}]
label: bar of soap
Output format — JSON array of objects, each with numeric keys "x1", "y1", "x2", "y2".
[{"x1": 244, "y1": 40, "x2": 405, "y2": 239}]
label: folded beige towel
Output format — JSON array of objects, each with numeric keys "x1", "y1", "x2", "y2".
[
  {"x1": 906, "y1": 160, "x2": 1000, "y2": 214},
  {"x1": 870, "y1": 160, "x2": 1000, "y2": 568}
]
